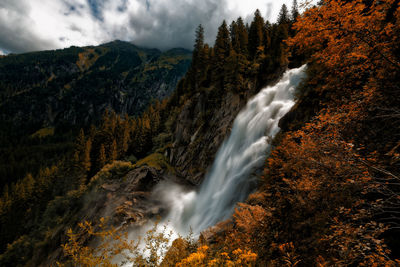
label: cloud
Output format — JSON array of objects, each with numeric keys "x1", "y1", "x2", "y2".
[{"x1": 0, "y1": 0, "x2": 298, "y2": 54}]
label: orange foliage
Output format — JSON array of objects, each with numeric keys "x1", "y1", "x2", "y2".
[
  {"x1": 176, "y1": 245, "x2": 257, "y2": 267},
  {"x1": 289, "y1": 0, "x2": 399, "y2": 72}
]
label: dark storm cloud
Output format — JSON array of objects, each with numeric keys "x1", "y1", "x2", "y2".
[
  {"x1": 124, "y1": 0, "x2": 232, "y2": 50},
  {"x1": 0, "y1": 0, "x2": 285, "y2": 54}
]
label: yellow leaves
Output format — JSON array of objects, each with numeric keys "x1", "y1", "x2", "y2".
[
  {"x1": 60, "y1": 218, "x2": 174, "y2": 267},
  {"x1": 177, "y1": 246, "x2": 257, "y2": 267},
  {"x1": 176, "y1": 246, "x2": 209, "y2": 267},
  {"x1": 232, "y1": 249, "x2": 257, "y2": 265},
  {"x1": 61, "y1": 218, "x2": 256, "y2": 267}
]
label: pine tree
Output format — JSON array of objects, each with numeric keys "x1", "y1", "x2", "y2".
[
  {"x1": 120, "y1": 114, "x2": 130, "y2": 156},
  {"x1": 248, "y1": 10, "x2": 265, "y2": 60},
  {"x1": 291, "y1": 0, "x2": 299, "y2": 22},
  {"x1": 189, "y1": 24, "x2": 207, "y2": 91},
  {"x1": 82, "y1": 139, "x2": 92, "y2": 172},
  {"x1": 230, "y1": 21, "x2": 240, "y2": 53},
  {"x1": 278, "y1": 4, "x2": 290, "y2": 25},
  {"x1": 99, "y1": 144, "x2": 106, "y2": 168},
  {"x1": 237, "y1": 17, "x2": 249, "y2": 56},
  {"x1": 263, "y1": 21, "x2": 272, "y2": 53},
  {"x1": 110, "y1": 139, "x2": 118, "y2": 161},
  {"x1": 213, "y1": 20, "x2": 231, "y2": 89},
  {"x1": 193, "y1": 24, "x2": 205, "y2": 63},
  {"x1": 275, "y1": 24, "x2": 289, "y2": 67},
  {"x1": 214, "y1": 20, "x2": 231, "y2": 61}
]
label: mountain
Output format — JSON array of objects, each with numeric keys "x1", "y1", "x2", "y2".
[
  {"x1": 0, "y1": 40, "x2": 191, "y2": 186},
  {"x1": 0, "y1": 40, "x2": 191, "y2": 132}
]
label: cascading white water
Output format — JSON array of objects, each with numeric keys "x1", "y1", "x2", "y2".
[
  {"x1": 163, "y1": 65, "x2": 307, "y2": 235},
  {"x1": 121, "y1": 66, "x2": 307, "y2": 266}
]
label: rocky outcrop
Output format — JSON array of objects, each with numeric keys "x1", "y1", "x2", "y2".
[
  {"x1": 170, "y1": 91, "x2": 246, "y2": 185},
  {"x1": 88, "y1": 166, "x2": 177, "y2": 227},
  {"x1": 169, "y1": 69, "x2": 286, "y2": 185},
  {"x1": 39, "y1": 164, "x2": 183, "y2": 266}
]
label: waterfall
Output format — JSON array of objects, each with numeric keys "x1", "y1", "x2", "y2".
[{"x1": 156, "y1": 65, "x2": 307, "y2": 237}]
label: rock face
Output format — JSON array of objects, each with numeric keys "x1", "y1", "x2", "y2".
[
  {"x1": 170, "y1": 91, "x2": 246, "y2": 184},
  {"x1": 169, "y1": 69, "x2": 286, "y2": 185},
  {"x1": 88, "y1": 166, "x2": 175, "y2": 227},
  {"x1": 0, "y1": 40, "x2": 191, "y2": 135}
]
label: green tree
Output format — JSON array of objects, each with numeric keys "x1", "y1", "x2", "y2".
[
  {"x1": 278, "y1": 4, "x2": 290, "y2": 25},
  {"x1": 230, "y1": 21, "x2": 240, "y2": 53},
  {"x1": 237, "y1": 17, "x2": 249, "y2": 56},
  {"x1": 248, "y1": 10, "x2": 265, "y2": 60},
  {"x1": 189, "y1": 24, "x2": 206, "y2": 91},
  {"x1": 291, "y1": 0, "x2": 299, "y2": 22},
  {"x1": 213, "y1": 20, "x2": 231, "y2": 89}
]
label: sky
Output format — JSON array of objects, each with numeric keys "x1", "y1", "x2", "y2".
[{"x1": 0, "y1": 0, "x2": 302, "y2": 54}]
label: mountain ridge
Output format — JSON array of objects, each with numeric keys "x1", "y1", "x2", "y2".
[{"x1": 0, "y1": 40, "x2": 191, "y2": 187}]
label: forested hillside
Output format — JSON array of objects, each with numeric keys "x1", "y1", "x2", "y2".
[
  {"x1": 0, "y1": 41, "x2": 191, "y2": 189},
  {"x1": 0, "y1": 0, "x2": 399, "y2": 266}
]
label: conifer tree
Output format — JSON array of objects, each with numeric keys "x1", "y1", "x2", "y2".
[
  {"x1": 189, "y1": 24, "x2": 206, "y2": 91},
  {"x1": 248, "y1": 10, "x2": 265, "y2": 60},
  {"x1": 213, "y1": 20, "x2": 231, "y2": 89},
  {"x1": 110, "y1": 139, "x2": 118, "y2": 161},
  {"x1": 99, "y1": 144, "x2": 106, "y2": 168},
  {"x1": 120, "y1": 115, "x2": 130, "y2": 156},
  {"x1": 214, "y1": 20, "x2": 231, "y2": 61},
  {"x1": 230, "y1": 21, "x2": 240, "y2": 53},
  {"x1": 82, "y1": 139, "x2": 92, "y2": 172},
  {"x1": 276, "y1": 24, "x2": 289, "y2": 67},
  {"x1": 237, "y1": 17, "x2": 249, "y2": 56},
  {"x1": 278, "y1": 4, "x2": 290, "y2": 25},
  {"x1": 193, "y1": 24, "x2": 205, "y2": 64},
  {"x1": 263, "y1": 21, "x2": 272, "y2": 53},
  {"x1": 291, "y1": 0, "x2": 299, "y2": 22}
]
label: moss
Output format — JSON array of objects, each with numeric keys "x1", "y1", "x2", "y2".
[
  {"x1": 134, "y1": 153, "x2": 175, "y2": 174},
  {"x1": 30, "y1": 127, "x2": 55, "y2": 139},
  {"x1": 89, "y1": 161, "x2": 134, "y2": 185}
]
